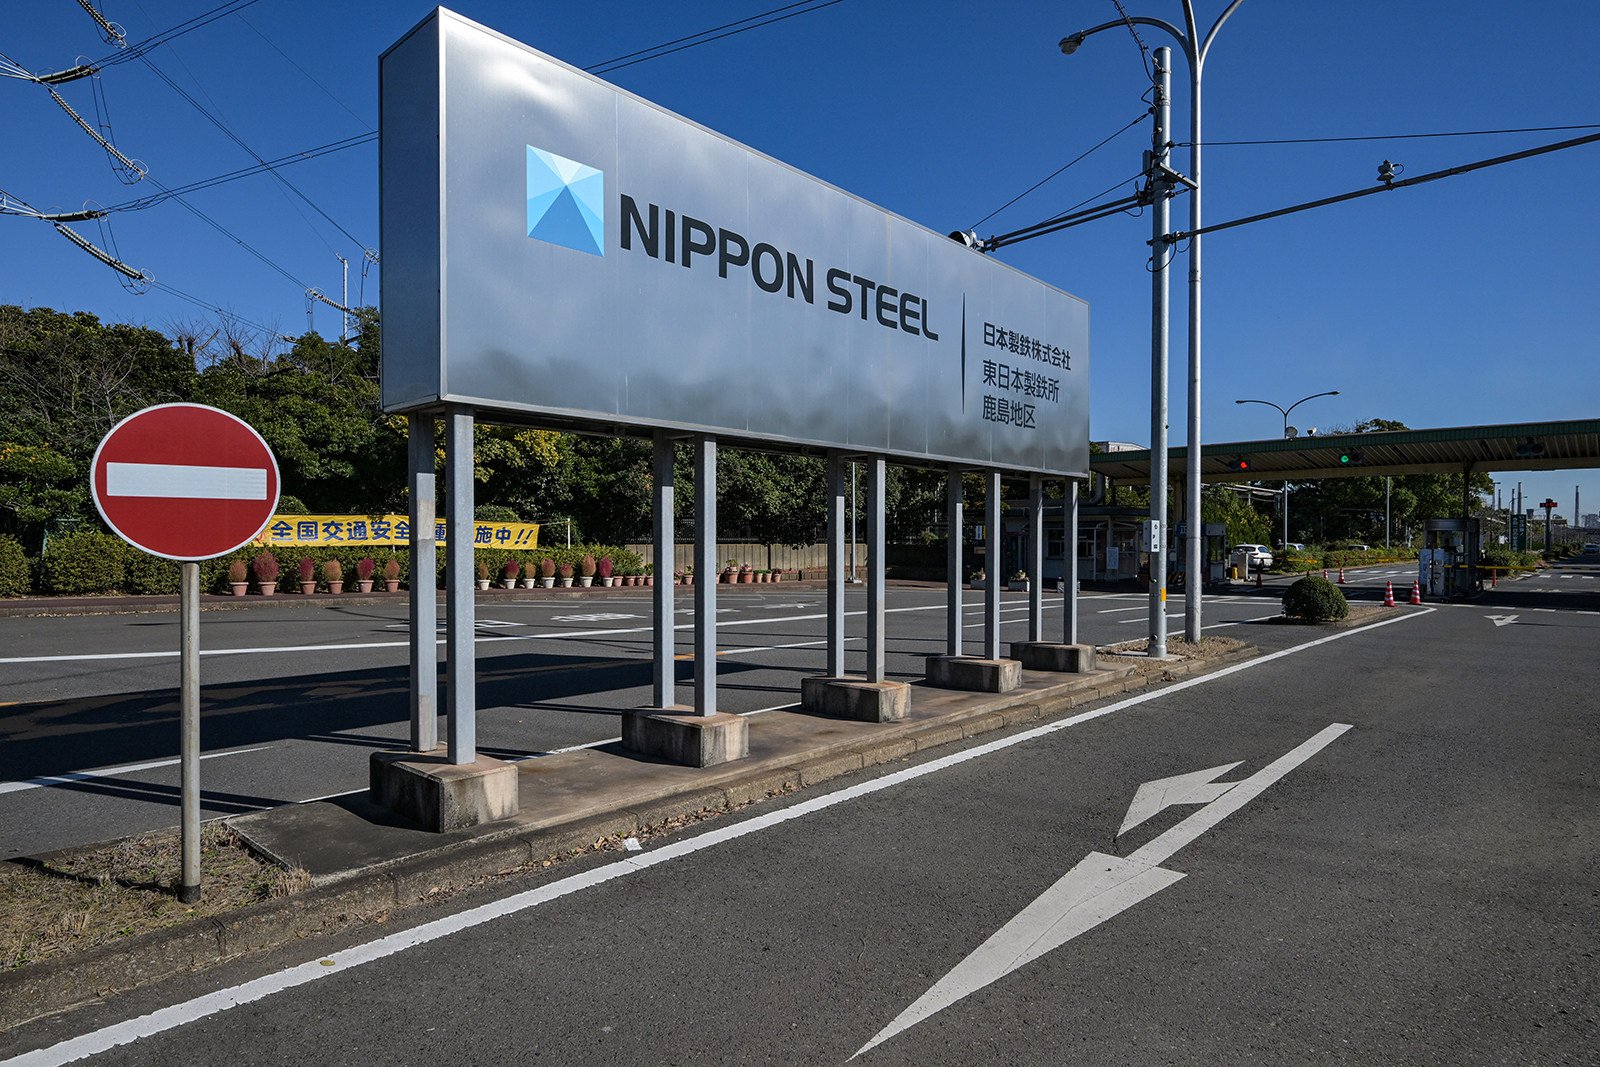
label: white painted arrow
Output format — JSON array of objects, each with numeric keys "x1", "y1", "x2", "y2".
[
  {"x1": 1485, "y1": 614, "x2": 1519, "y2": 627},
  {"x1": 1117, "y1": 761, "x2": 1242, "y2": 836},
  {"x1": 853, "y1": 723, "x2": 1353, "y2": 1059}
]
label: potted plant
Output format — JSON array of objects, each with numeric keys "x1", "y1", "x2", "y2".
[
  {"x1": 738, "y1": 563, "x2": 754, "y2": 584},
  {"x1": 557, "y1": 561, "x2": 574, "y2": 587},
  {"x1": 969, "y1": 567, "x2": 987, "y2": 590},
  {"x1": 597, "y1": 555, "x2": 614, "y2": 587},
  {"x1": 355, "y1": 557, "x2": 376, "y2": 593},
  {"x1": 539, "y1": 557, "x2": 556, "y2": 588},
  {"x1": 476, "y1": 561, "x2": 491, "y2": 591},
  {"x1": 520, "y1": 559, "x2": 539, "y2": 589},
  {"x1": 769, "y1": 567, "x2": 781, "y2": 584},
  {"x1": 323, "y1": 558, "x2": 344, "y2": 594},
  {"x1": 578, "y1": 554, "x2": 596, "y2": 588},
  {"x1": 683, "y1": 565, "x2": 694, "y2": 585},
  {"x1": 252, "y1": 551, "x2": 279, "y2": 596},
  {"x1": 644, "y1": 564, "x2": 654, "y2": 587},
  {"x1": 297, "y1": 556, "x2": 317, "y2": 595},
  {"x1": 227, "y1": 560, "x2": 249, "y2": 597},
  {"x1": 382, "y1": 557, "x2": 402, "y2": 592},
  {"x1": 1008, "y1": 570, "x2": 1030, "y2": 592},
  {"x1": 501, "y1": 559, "x2": 520, "y2": 589}
]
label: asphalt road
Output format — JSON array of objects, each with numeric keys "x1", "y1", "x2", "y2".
[
  {"x1": 0, "y1": 577, "x2": 1307, "y2": 859},
  {"x1": 3, "y1": 558, "x2": 1594, "y2": 1065}
]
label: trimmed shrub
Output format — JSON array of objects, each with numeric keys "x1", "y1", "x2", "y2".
[
  {"x1": 1283, "y1": 575, "x2": 1349, "y2": 622},
  {"x1": 276, "y1": 495, "x2": 310, "y2": 515},
  {"x1": 0, "y1": 535, "x2": 30, "y2": 596},
  {"x1": 475, "y1": 504, "x2": 520, "y2": 523},
  {"x1": 124, "y1": 552, "x2": 181, "y2": 595},
  {"x1": 41, "y1": 531, "x2": 127, "y2": 594}
]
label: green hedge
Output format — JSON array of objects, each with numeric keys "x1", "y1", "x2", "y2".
[
  {"x1": 0, "y1": 535, "x2": 30, "y2": 597},
  {"x1": 1283, "y1": 575, "x2": 1349, "y2": 622},
  {"x1": 11, "y1": 533, "x2": 648, "y2": 597}
]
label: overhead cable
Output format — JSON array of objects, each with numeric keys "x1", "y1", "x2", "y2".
[
  {"x1": 1182, "y1": 122, "x2": 1600, "y2": 147},
  {"x1": 970, "y1": 110, "x2": 1149, "y2": 230},
  {"x1": 93, "y1": 0, "x2": 262, "y2": 69},
  {"x1": 75, "y1": 0, "x2": 127, "y2": 47},
  {"x1": 587, "y1": 0, "x2": 847, "y2": 76}
]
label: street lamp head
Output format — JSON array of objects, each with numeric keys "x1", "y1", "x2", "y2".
[{"x1": 1058, "y1": 33, "x2": 1085, "y2": 55}]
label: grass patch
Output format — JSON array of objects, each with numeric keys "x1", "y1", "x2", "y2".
[{"x1": 0, "y1": 823, "x2": 308, "y2": 972}]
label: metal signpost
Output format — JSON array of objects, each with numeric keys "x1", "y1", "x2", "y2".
[
  {"x1": 90, "y1": 403, "x2": 280, "y2": 901},
  {"x1": 380, "y1": 9, "x2": 1091, "y2": 769}
]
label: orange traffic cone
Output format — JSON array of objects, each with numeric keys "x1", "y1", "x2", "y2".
[
  {"x1": 1338, "y1": 566, "x2": 1346, "y2": 584},
  {"x1": 1409, "y1": 580, "x2": 1422, "y2": 605},
  {"x1": 1384, "y1": 581, "x2": 1395, "y2": 607}
]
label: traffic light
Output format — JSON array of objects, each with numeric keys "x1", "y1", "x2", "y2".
[
  {"x1": 1338, "y1": 450, "x2": 1365, "y2": 466},
  {"x1": 1232, "y1": 456, "x2": 1251, "y2": 472}
]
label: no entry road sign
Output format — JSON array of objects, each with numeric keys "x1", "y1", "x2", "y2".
[{"x1": 91, "y1": 403, "x2": 280, "y2": 561}]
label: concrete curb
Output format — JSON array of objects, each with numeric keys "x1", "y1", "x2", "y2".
[{"x1": 0, "y1": 645, "x2": 1256, "y2": 1031}]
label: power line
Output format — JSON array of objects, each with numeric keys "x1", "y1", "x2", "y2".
[
  {"x1": 103, "y1": 132, "x2": 375, "y2": 212},
  {"x1": 1183, "y1": 122, "x2": 1600, "y2": 147},
  {"x1": 75, "y1": 0, "x2": 127, "y2": 47},
  {"x1": 587, "y1": 0, "x2": 847, "y2": 76},
  {"x1": 1169, "y1": 130, "x2": 1600, "y2": 242},
  {"x1": 970, "y1": 110, "x2": 1149, "y2": 230},
  {"x1": 236, "y1": 12, "x2": 373, "y2": 132},
  {"x1": 93, "y1": 0, "x2": 263, "y2": 69}
]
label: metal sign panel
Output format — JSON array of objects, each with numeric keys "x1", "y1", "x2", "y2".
[{"x1": 380, "y1": 9, "x2": 1090, "y2": 477}]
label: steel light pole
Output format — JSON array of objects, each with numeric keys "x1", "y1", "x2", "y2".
[
  {"x1": 1234, "y1": 390, "x2": 1339, "y2": 546},
  {"x1": 1062, "y1": 1, "x2": 1245, "y2": 644}
]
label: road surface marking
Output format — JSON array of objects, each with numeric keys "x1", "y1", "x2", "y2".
[
  {"x1": 854, "y1": 724, "x2": 1353, "y2": 1058},
  {"x1": 1485, "y1": 614, "x2": 1519, "y2": 627},
  {"x1": 549, "y1": 613, "x2": 641, "y2": 623},
  {"x1": 0, "y1": 748, "x2": 272, "y2": 796},
  {"x1": 0, "y1": 612, "x2": 1427, "y2": 1067}
]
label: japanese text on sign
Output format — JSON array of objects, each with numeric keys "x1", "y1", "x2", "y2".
[{"x1": 256, "y1": 514, "x2": 540, "y2": 548}]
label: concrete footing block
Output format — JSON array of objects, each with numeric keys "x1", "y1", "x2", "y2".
[
  {"x1": 799, "y1": 676, "x2": 910, "y2": 722},
  {"x1": 923, "y1": 654, "x2": 1021, "y2": 693},
  {"x1": 622, "y1": 707, "x2": 749, "y2": 767},
  {"x1": 1010, "y1": 641, "x2": 1097, "y2": 673},
  {"x1": 369, "y1": 750, "x2": 519, "y2": 833}
]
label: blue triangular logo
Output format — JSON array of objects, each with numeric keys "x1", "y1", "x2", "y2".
[{"x1": 527, "y1": 145, "x2": 604, "y2": 256}]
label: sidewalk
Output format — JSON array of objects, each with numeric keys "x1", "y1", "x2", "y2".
[{"x1": 0, "y1": 644, "x2": 1256, "y2": 1030}]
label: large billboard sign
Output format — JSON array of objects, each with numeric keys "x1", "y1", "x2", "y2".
[{"x1": 380, "y1": 9, "x2": 1090, "y2": 477}]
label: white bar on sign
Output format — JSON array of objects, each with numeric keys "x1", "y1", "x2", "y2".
[{"x1": 106, "y1": 462, "x2": 268, "y2": 500}]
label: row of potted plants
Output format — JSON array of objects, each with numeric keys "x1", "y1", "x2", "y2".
[
  {"x1": 478, "y1": 554, "x2": 659, "y2": 590},
  {"x1": 227, "y1": 553, "x2": 404, "y2": 596},
  {"x1": 713, "y1": 562, "x2": 790, "y2": 584}
]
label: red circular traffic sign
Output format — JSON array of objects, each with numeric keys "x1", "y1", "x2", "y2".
[{"x1": 91, "y1": 403, "x2": 280, "y2": 561}]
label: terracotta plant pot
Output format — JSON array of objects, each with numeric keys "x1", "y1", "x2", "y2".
[
  {"x1": 385, "y1": 580, "x2": 401, "y2": 592},
  {"x1": 230, "y1": 582, "x2": 249, "y2": 597},
  {"x1": 299, "y1": 581, "x2": 316, "y2": 595},
  {"x1": 770, "y1": 572, "x2": 781, "y2": 583},
  {"x1": 358, "y1": 580, "x2": 374, "y2": 593},
  {"x1": 645, "y1": 576, "x2": 654, "y2": 586},
  {"x1": 328, "y1": 581, "x2": 344, "y2": 594},
  {"x1": 256, "y1": 582, "x2": 276, "y2": 596},
  {"x1": 738, "y1": 571, "x2": 754, "y2": 584},
  {"x1": 683, "y1": 574, "x2": 694, "y2": 585}
]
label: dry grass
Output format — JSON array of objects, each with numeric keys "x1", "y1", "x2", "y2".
[
  {"x1": 0, "y1": 823, "x2": 308, "y2": 972},
  {"x1": 1099, "y1": 634, "x2": 1248, "y2": 675}
]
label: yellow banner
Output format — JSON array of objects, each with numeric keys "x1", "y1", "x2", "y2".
[{"x1": 258, "y1": 514, "x2": 540, "y2": 549}]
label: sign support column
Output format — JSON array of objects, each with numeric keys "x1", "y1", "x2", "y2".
[
  {"x1": 985, "y1": 471, "x2": 1002, "y2": 660},
  {"x1": 178, "y1": 561, "x2": 200, "y2": 903},
  {"x1": 946, "y1": 468, "x2": 964, "y2": 657},
  {"x1": 866, "y1": 454, "x2": 887, "y2": 683},
  {"x1": 1067, "y1": 480, "x2": 1080, "y2": 646},
  {"x1": 694, "y1": 437, "x2": 717, "y2": 714},
  {"x1": 1027, "y1": 475, "x2": 1044, "y2": 643},
  {"x1": 408, "y1": 415, "x2": 437, "y2": 752},
  {"x1": 652, "y1": 432, "x2": 675, "y2": 708},
  {"x1": 827, "y1": 454, "x2": 847, "y2": 677},
  {"x1": 445, "y1": 407, "x2": 475, "y2": 763}
]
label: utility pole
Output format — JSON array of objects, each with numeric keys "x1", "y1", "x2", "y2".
[{"x1": 1147, "y1": 48, "x2": 1172, "y2": 659}]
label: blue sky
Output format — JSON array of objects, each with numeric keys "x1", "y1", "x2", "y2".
[{"x1": 4, "y1": 1, "x2": 1597, "y2": 523}]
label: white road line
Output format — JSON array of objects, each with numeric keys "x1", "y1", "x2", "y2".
[
  {"x1": 0, "y1": 600, "x2": 1052, "y2": 666},
  {"x1": 0, "y1": 608, "x2": 1433, "y2": 1067},
  {"x1": 0, "y1": 747, "x2": 271, "y2": 796}
]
